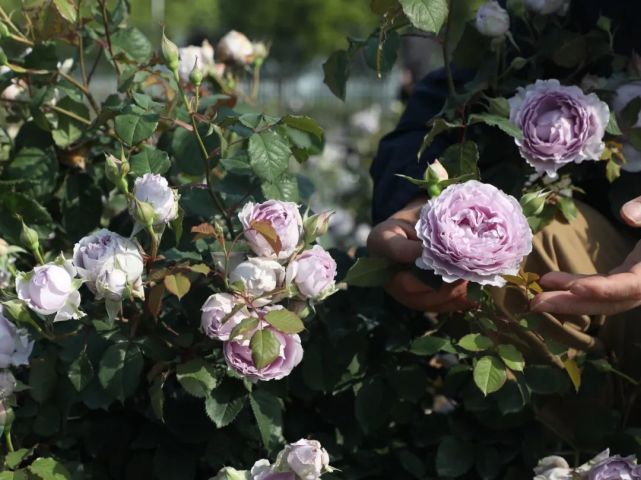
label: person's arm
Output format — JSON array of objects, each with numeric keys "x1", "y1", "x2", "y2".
[
  {"x1": 531, "y1": 198, "x2": 641, "y2": 315},
  {"x1": 368, "y1": 68, "x2": 473, "y2": 313}
]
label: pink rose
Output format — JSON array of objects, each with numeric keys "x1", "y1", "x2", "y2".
[
  {"x1": 239, "y1": 201, "x2": 303, "y2": 260},
  {"x1": 286, "y1": 246, "x2": 337, "y2": 300}
]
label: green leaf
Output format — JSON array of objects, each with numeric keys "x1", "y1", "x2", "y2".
[
  {"x1": 364, "y1": 31, "x2": 400, "y2": 76},
  {"x1": 205, "y1": 384, "x2": 246, "y2": 428},
  {"x1": 171, "y1": 124, "x2": 220, "y2": 176},
  {"x1": 5, "y1": 449, "x2": 31, "y2": 470},
  {"x1": 67, "y1": 350, "x2": 94, "y2": 392},
  {"x1": 497, "y1": 344, "x2": 525, "y2": 371},
  {"x1": 355, "y1": 376, "x2": 390, "y2": 434},
  {"x1": 52, "y1": 97, "x2": 90, "y2": 148},
  {"x1": 62, "y1": 173, "x2": 102, "y2": 240},
  {"x1": 436, "y1": 436, "x2": 474, "y2": 478},
  {"x1": 458, "y1": 334, "x2": 493, "y2": 352},
  {"x1": 110, "y1": 27, "x2": 153, "y2": 63},
  {"x1": 28, "y1": 458, "x2": 71, "y2": 480},
  {"x1": 419, "y1": 118, "x2": 462, "y2": 157},
  {"x1": 176, "y1": 358, "x2": 219, "y2": 398},
  {"x1": 473, "y1": 356, "x2": 507, "y2": 395},
  {"x1": 130, "y1": 146, "x2": 171, "y2": 176},
  {"x1": 150, "y1": 375, "x2": 165, "y2": 421},
  {"x1": 398, "y1": 0, "x2": 449, "y2": 33},
  {"x1": 344, "y1": 257, "x2": 397, "y2": 287},
  {"x1": 323, "y1": 50, "x2": 350, "y2": 100},
  {"x1": 53, "y1": 0, "x2": 77, "y2": 23},
  {"x1": 264, "y1": 309, "x2": 305, "y2": 334},
  {"x1": 98, "y1": 342, "x2": 144, "y2": 403},
  {"x1": 229, "y1": 317, "x2": 260, "y2": 342},
  {"x1": 249, "y1": 389, "x2": 284, "y2": 452},
  {"x1": 606, "y1": 111, "x2": 623, "y2": 136},
  {"x1": 114, "y1": 105, "x2": 159, "y2": 146},
  {"x1": 250, "y1": 329, "x2": 281, "y2": 370},
  {"x1": 469, "y1": 113, "x2": 523, "y2": 139},
  {"x1": 441, "y1": 141, "x2": 480, "y2": 180},
  {"x1": 163, "y1": 273, "x2": 191, "y2": 300},
  {"x1": 282, "y1": 115, "x2": 324, "y2": 140},
  {"x1": 29, "y1": 358, "x2": 58, "y2": 404},
  {"x1": 410, "y1": 336, "x2": 452, "y2": 356},
  {"x1": 5, "y1": 147, "x2": 58, "y2": 200},
  {"x1": 261, "y1": 174, "x2": 300, "y2": 202},
  {"x1": 248, "y1": 131, "x2": 291, "y2": 182},
  {"x1": 0, "y1": 192, "x2": 53, "y2": 243},
  {"x1": 447, "y1": 0, "x2": 485, "y2": 56},
  {"x1": 557, "y1": 197, "x2": 578, "y2": 221}
]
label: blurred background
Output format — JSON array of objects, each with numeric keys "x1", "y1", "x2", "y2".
[{"x1": 5, "y1": 0, "x2": 443, "y2": 250}]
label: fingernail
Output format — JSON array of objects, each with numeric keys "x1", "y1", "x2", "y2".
[
  {"x1": 622, "y1": 201, "x2": 641, "y2": 224},
  {"x1": 530, "y1": 300, "x2": 547, "y2": 312}
]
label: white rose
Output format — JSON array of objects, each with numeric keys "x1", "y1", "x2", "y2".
[
  {"x1": 229, "y1": 258, "x2": 285, "y2": 302},
  {"x1": 15, "y1": 259, "x2": 84, "y2": 322},
  {"x1": 130, "y1": 173, "x2": 179, "y2": 226},
  {"x1": 614, "y1": 81, "x2": 641, "y2": 172},
  {"x1": 0, "y1": 370, "x2": 16, "y2": 400},
  {"x1": 217, "y1": 30, "x2": 254, "y2": 65},
  {"x1": 178, "y1": 40, "x2": 215, "y2": 82},
  {"x1": 475, "y1": 1, "x2": 510, "y2": 37},
  {"x1": 533, "y1": 456, "x2": 572, "y2": 480},
  {"x1": 73, "y1": 229, "x2": 144, "y2": 294},
  {"x1": 274, "y1": 439, "x2": 330, "y2": 480},
  {"x1": 523, "y1": 0, "x2": 570, "y2": 15},
  {"x1": 211, "y1": 467, "x2": 250, "y2": 480},
  {"x1": 95, "y1": 266, "x2": 144, "y2": 302},
  {"x1": 0, "y1": 306, "x2": 33, "y2": 369}
]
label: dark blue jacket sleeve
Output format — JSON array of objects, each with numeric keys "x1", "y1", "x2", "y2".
[{"x1": 370, "y1": 69, "x2": 455, "y2": 224}]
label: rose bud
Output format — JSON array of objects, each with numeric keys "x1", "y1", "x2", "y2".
[
  {"x1": 475, "y1": 1, "x2": 510, "y2": 38},
  {"x1": 229, "y1": 258, "x2": 285, "y2": 304},
  {"x1": 129, "y1": 173, "x2": 179, "y2": 226},
  {"x1": 161, "y1": 31, "x2": 180, "y2": 72},
  {"x1": 73, "y1": 229, "x2": 144, "y2": 296},
  {"x1": 523, "y1": 0, "x2": 570, "y2": 15},
  {"x1": 303, "y1": 211, "x2": 333, "y2": 244},
  {"x1": 15, "y1": 258, "x2": 84, "y2": 322},
  {"x1": 424, "y1": 159, "x2": 449, "y2": 183},
  {"x1": 520, "y1": 190, "x2": 549, "y2": 217},
  {"x1": 509, "y1": 79, "x2": 609, "y2": 178},
  {"x1": 415, "y1": 180, "x2": 532, "y2": 287},
  {"x1": 178, "y1": 40, "x2": 215, "y2": 83},
  {"x1": 274, "y1": 439, "x2": 331, "y2": 480},
  {"x1": 239, "y1": 200, "x2": 303, "y2": 260},
  {"x1": 251, "y1": 460, "x2": 296, "y2": 480},
  {"x1": 223, "y1": 326, "x2": 303, "y2": 381},
  {"x1": 286, "y1": 246, "x2": 337, "y2": 300},
  {"x1": 217, "y1": 30, "x2": 255, "y2": 65},
  {"x1": 201, "y1": 293, "x2": 249, "y2": 341},
  {"x1": 0, "y1": 306, "x2": 33, "y2": 368}
]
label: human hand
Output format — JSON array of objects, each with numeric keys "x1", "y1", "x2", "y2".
[
  {"x1": 531, "y1": 197, "x2": 641, "y2": 316},
  {"x1": 367, "y1": 197, "x2": 471, "y2": 312}
]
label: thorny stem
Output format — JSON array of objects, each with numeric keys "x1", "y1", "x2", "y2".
[
  {"x1": 59, "y1": 71, "x2": 100, "y2": 114},
  {"x1": 443, "y1": 0, "x2": 457, "y2": 98},
  {"x1": 98, "y1": 0, "x2": 121, "y2": 77}
]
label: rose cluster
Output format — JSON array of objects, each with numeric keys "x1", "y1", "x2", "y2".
[
  {"x1": 415, "y1": 180, "x2": 533, "y2": 287},
  {"x1": 0, "y1": 305, "x2": 33, "y2": 403},
  {"x1": 534, "y1": 450, "x2": 641, "y2": 480},
  {"x1": 201, "y1": 200, "x2": 337, "y2": 381},
  {"x1": 212, "y1": 438, "x2": 332, "y2": 480}
]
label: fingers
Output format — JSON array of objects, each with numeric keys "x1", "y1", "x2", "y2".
[
  {"x1": 621, "y1": 197, "x2": 641, "y2": 227},
  {"x1": 531, "y1": 290, "x2": 641, "y2": 316},
  {"x1": 569, "y1": 272, "x2": 641, "y2": 301},
  {"x1": 539, "y1": 272, "x2": 588, "y2": 290},
  {"x1": 385, "y1": 272, "x2": 471, "y2": 312},
  {"x1": 367, "y1": 221, "x2": 422, "y2": 264}
]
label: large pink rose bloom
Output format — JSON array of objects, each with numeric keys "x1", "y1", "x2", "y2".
[
  {"x1": 239, "y1": 200, "x2": 303, "y2": 260},
  {"x1": 223, "y1": 325, "x2": 303, "y2": 381},
  {"x1": 415, "y1": 181, "x2": 532, "y2": 287},
  {"x1": 509, "y1": 79, "x2": 609, "y2": 177}
]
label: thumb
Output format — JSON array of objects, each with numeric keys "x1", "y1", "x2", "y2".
[{"x1": 621, "y1": 196, "x2": 641, "y2": 227}]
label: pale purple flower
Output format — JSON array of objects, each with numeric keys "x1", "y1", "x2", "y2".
[
  {"x1": 274, "y1": 439, "x2": 331, "y2": 480},
  {"x1": 251, "y1": 460, "x2": 296, "y2": 480},
  {"x1": 223, "y1": 325, "x2": 303, "y2": 381},
  {"x1": 286, "y1": 246, "x2": 337, "y2": 300},
  {"x1": 475, "y1": 1, "x2": 510, "y2": 37},
  {"x1": 415, "y1": 180, "x2": 532, "y2": 287},
  {"x1": 588, "y1": 456, "x2": 641, "y2": 480},
  {"x1": 201, "y1": 293, "x2": 249, "y2": 341},
  {"x1": 229, "y1": 257, "x2": 285, "y2": 305},
  {"x1": 509, "y1": 79, "x2": 610, "y2": 177},
  {"x1": 130, "y1": 173, "x2": 179, "y2": 225},
  {"x1": 16, "y1": 259, "x2": 84, "y2": 321},
  {"x1": 0, "y1": 306, "x2": 33, "y2": 368},
  {"x1": 239, "y1": 201, "x2": 303, "y2": 260}
]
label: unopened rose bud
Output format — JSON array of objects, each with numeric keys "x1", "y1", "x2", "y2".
[
  {"x1": 424, "y1": 160, "x2": 449, "y2": 183},
  {"x1": 189, "y1": 63, "x2": 203, "y2": 87},
  {"x1": 105, "y1": 154, "x2": 129, "y2": 194},
  {"x1": 132, "y1": 198, "x2": 157, "y2": 229},
  {"x1": 161, "y1": 31, "x2": 180, "y2": 73},
  {"x1": 19, "y1": 221, "x2": 39, "y2": 255},
  {"x1": 476, "y1": 1, "x2": 510, "y2": 38},
  {"x1": 520, "y1": 191, "x2": 549, "y2": 217},
  {"x1": 303, "y1": 211, "x2": 333, "y2": 244}
]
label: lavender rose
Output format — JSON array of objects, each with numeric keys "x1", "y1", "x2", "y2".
[
  {"x1": 0, "y1": 306, "x2": 33, "y2": 368},
  {"x1": 251, "y1": 461, "x2": 295, "y2": 480},
  {"x1": 229, "y1": 258, "x2": 286, "y2": 303},
  {"x1": 239, "y1": 201, "x2": 303, "y2": 260},
  {"x1": 613, "y1": 81, "x2": 641, "y2": 172},
  {"x1": 475, "y1": 1, "x2": 510, "y2": 38},
  {"x1": 73, "y1": 229, "x2": 144, "y2": 297},
  {"x1": 201, "y1": 293, "x2": 249, "y2": 341},
  {"x1": 588, "y1": 456, "x2": 641, "y2": 480},
  {"x1": 223, "y1": 326, "x2": 303, "y2": 381},
  {"x1": 509, "y1": 79, "x2": 610, "y2": 177},
  {"x1": 274, "y1": 439, "x2": 331, "y2": 480},
  {"x1": 286, "y1": 246, "x2": 337, "y2": 300},
  {"x1": 415, "y1": 180, "x2": 532, "y2": 287},
  {"x1": 130, "y1": 173, "x2": 179, "y2": 226},
  {"x1": 16, "y1": 259, "x2": 84, "y2": 321}
]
